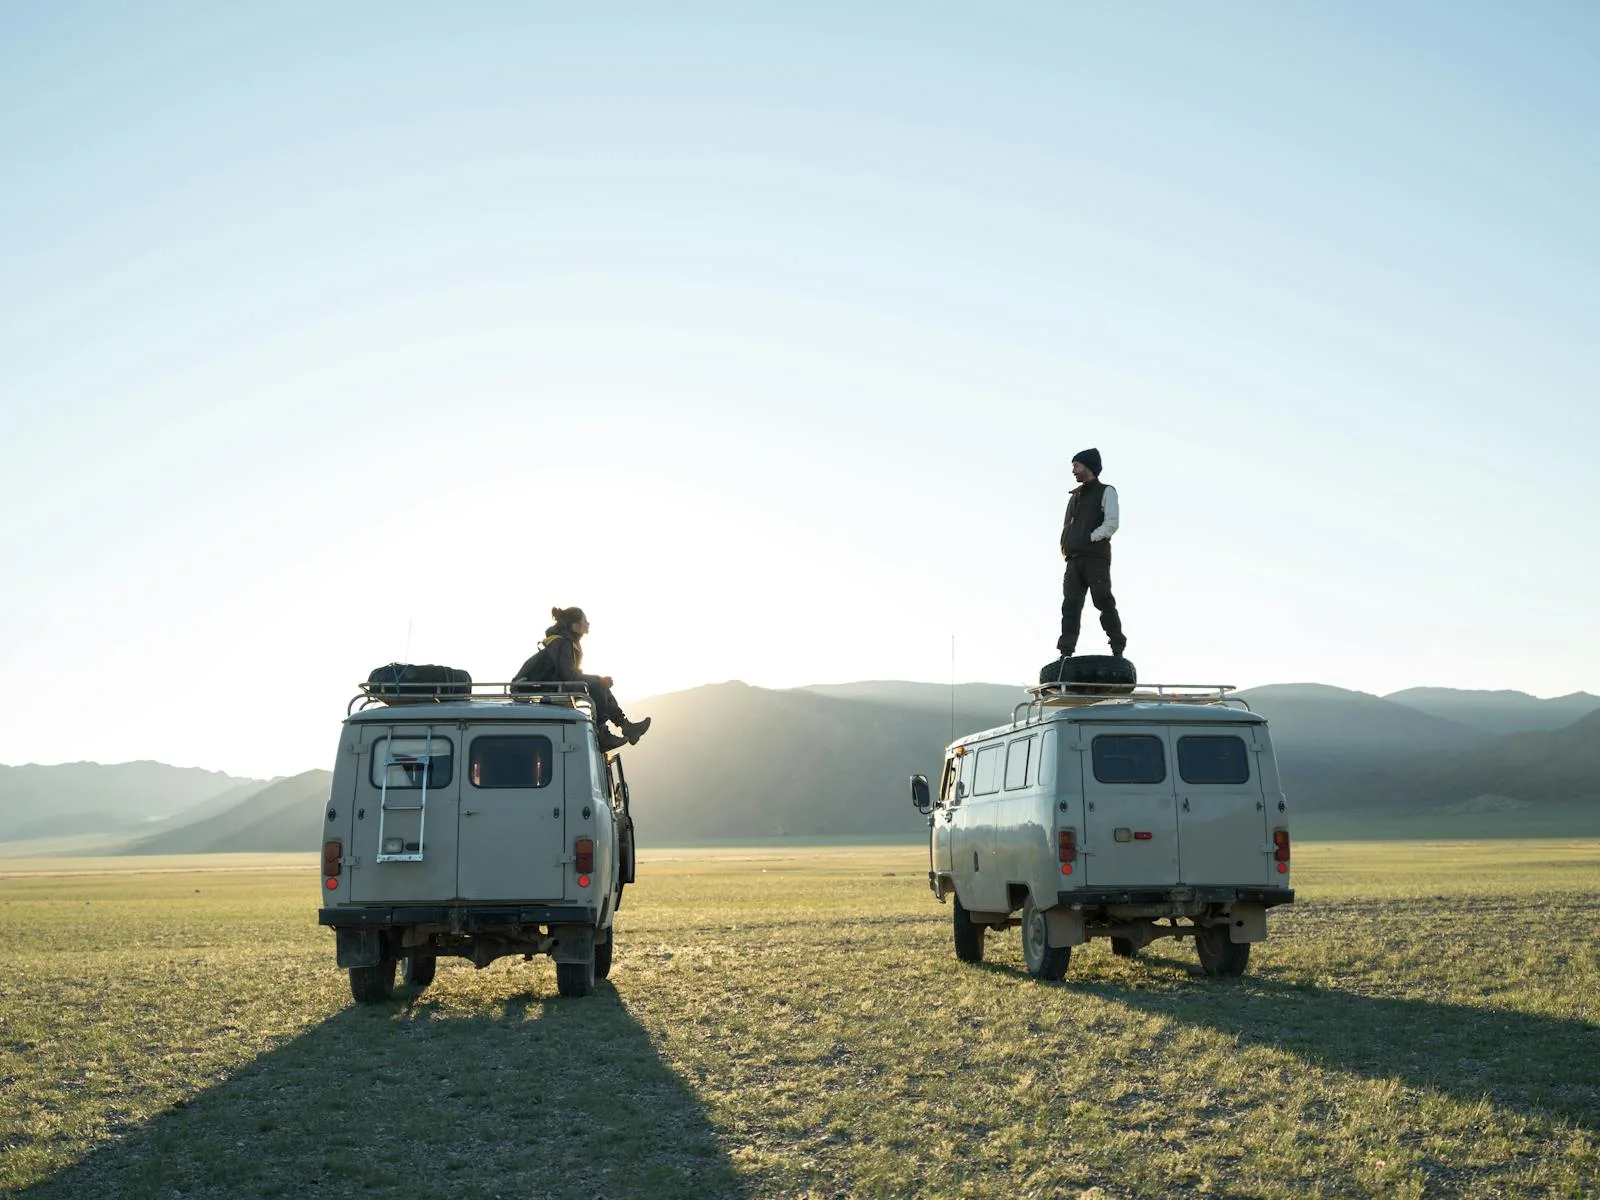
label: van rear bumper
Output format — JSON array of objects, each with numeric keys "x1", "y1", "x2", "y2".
[
  {"x1": 1056, "y1": 886, "x2": 1293, "y2": 909},
  {"x1": 319, "y1": 904, "x2": 598, "y2": 930}
]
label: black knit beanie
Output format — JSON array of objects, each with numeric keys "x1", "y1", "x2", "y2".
[{"x1": 1072, "y1": 447, "x2": 1102, "y2": 476}]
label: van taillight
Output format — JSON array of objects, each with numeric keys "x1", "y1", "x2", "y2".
[
  {"x1": 1058, "y1": 828, "x2": 1077, "y2": 875},
  {"x1": 1273, "y1": 828, "x2": 1290, "y2": 873},
  {"x1": 322, "y1": 840, "x2": 342, "y2": 878},
  {"x1": 574, "y1": 838, "x2": 594, "y2": 874}
]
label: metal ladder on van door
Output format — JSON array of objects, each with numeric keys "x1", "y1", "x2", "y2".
[{"x1": 375, "y1": 728, "x2": 433, "y2": 863}]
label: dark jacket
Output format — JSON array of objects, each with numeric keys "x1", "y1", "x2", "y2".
[
  {"x1": 513, "y1": 625, "x2": 583, "y2": 685},
  {"x1": 1060, "y1": 480, "x2": 1112, "y2": 561}
]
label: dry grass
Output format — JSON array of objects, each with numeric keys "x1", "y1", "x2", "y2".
[{"x1": 2, "y1": 841, "x2": 1597, "y2": 1198}]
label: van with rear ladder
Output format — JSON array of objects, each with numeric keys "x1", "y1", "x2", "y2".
[
  {"x1": 318, "y1": 680, "x2": 636, "y2": 1002},
  {"x1": 910, "y1": 681, "x2": 1293, "y2": 979}
]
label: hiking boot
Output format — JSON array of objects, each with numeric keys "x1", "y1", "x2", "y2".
[
  {"x1": 621, "y1": 717, "x2": 652, "y2": 745},
  {"x1": 1056, "y1": 637, "x2": 1074, "y2": 657},
  {"x1": 1110, "y1": 641, "x2": 1127, "y2": 659},
  {"x1": 598, "y1": 729, "x2": 628, "y2": 753}
]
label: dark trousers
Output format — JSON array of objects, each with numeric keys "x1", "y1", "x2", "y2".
[
  {"x1": 1060, "y1": 557, "x2": 1124, "y2": 654},
  {"x1": 580, "y1": 674, "x2": 627, "y2": 727}
]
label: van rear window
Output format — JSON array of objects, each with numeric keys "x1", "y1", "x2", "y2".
[
  {"x1": 372, "y1": 736, "x2": 453, "y2": 789},
  {"x1": 1177, "y1": 736, "x2": 1250, "y2": 785},
  {"x1": 469, "y1": 736, "x2": 554, "y2": 789},
  {"x1": 1091, "y1": 735, "x2": 1166, "y2": 784}
]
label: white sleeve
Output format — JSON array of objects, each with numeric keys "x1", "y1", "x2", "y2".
[{"x1": 1091, "y1": 486, "x2": 1120, "y2": 541}]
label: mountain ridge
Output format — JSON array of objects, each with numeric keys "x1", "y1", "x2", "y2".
[{"x1": 5, "y1": 680, "x2": 1597, "y2": 850}]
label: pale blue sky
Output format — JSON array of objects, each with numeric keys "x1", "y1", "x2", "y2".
[{"x1": 2, "y1": 3, "x2": 1597, "y2": 776}]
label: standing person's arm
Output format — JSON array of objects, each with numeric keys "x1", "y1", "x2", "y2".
[{"x1": 1090, "y1": 486, "x2": 1120, "y2": 541}]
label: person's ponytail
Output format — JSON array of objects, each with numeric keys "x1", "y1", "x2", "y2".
[{"x1": 552, "y1": 605, "x2": 587, "y2": 631}]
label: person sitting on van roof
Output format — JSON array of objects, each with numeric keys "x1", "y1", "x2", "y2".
[
  {"x1": 513, "y1": 607, "x2": 652, "y2": 753},
  {"x1": 1058, "y1": 447, "x2": 1127, "y2": 658}
]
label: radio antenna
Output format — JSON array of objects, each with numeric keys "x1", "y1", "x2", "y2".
[
  {"x1": 404, "y1": 617, "x2": 413, "y2": 663},
  {"x1": 950, "y1": 633, "x2": 956, "y2": 743}
]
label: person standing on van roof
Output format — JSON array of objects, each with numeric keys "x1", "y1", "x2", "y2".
[
  {"x1": 513, "y1": 607, "x2": 652, "y2": 753},
  {"x1": 1058, "y1": 447, "x2": 1127, "y2": 658}
]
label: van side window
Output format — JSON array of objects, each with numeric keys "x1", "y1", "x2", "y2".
[
  {"x1": 972, "y1": 745, "x2": 1004, "y2": 796},
  {"x1": 1177, "y1": 736, "x2": 1250, "y2": 785},
  {"x1": 951, "y1": 752, "x2": 974, "y2": 805},
  {"x1": 1091, "y1": 735, "x2": 1166, "y2": 784},
  {"x1": 469, "y1": 736, "x2": 554, "y2": 789},
  {"x1": 372, "y1": 736, "x2": 454, "y2": 789},
  {"x1": 1005, "y1": 736, "x2": 1034, "y2": 790},
  {"x1": 1037, "y1": 727, "x2": 1057, "y2": 789},
  {"x1": 938, "y1": 758, "x2": 957, "y2": 805}
]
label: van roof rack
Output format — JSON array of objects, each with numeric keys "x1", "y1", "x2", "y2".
[
  {"x1": 349, "y1": 681, "x2": 598, "y2": 717},
  {"x1": 1013, "y1": 683, "x2": 1249, "y2": 725}
]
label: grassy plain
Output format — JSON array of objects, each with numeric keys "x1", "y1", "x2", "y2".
[{"x1": 1, "y1": 841, "x2": 1597, "y2": 1199}]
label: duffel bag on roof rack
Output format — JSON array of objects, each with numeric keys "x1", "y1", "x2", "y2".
[{"x1": 364, "y1": 662, "x2": 472, "y2": 704}]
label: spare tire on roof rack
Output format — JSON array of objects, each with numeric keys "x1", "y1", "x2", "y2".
[
  {"x1": 1038, "y1": 655, "x2": 1137, "y2": 696},
  {"x1": 364, "y1": 663, "x2": 472, "y2": 704}
]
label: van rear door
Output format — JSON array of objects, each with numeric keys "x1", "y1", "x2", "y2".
[
  {"x1": 457, "y1": 723, "x2": 568, "y2": 901},
  {"x1": 348, "y1": 723, "x2": 461, "y2": 904},
  {"x1": 1078, "y1": 726, "x2": 1181, "y2": 886},
  {"x1": 1173, "y1": 726, "x2": 1272, "y2": 886}
]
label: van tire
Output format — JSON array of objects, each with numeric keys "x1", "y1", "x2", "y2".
[
  {"x1": 952, "y1": 894, "x2": 985, "y2": 964},
  {"x1": 349, "y1": 955, "x2": 396, "y2": 1003},
  {"x1": 1021, "y1": 897, "x2": 1071, "y2": 981},
  {"x1": 556, "y1": 956, "x2": 596, "y2": 998},
  {"x1": 403, "y1": 954, "x2": 436, "y2": 988},
  {"x1": 1195, "y1": 926, "x2": 1251, "y2": 976},
  {"x1": 1039, "y1": 655, "x2": 1137, "y2": 695},
  {"x1": 594, "y1": 934, "x2": 613, "y2": 981}
]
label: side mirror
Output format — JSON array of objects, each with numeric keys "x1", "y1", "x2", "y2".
[{"x1": 910, "y1": 773, "x2": 931, "y2": 812}]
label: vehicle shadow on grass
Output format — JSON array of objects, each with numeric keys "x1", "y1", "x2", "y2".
[
  {"x1": 1076, "y1": 950, "x2": 1600, "y2": 1134},
  {"x1": 19, "y1": 978, "x2": 751, "y2": 1200}
]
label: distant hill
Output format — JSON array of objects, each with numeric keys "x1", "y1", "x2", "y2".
[
  {"x1": 1289, "y1": 709, "x2": 1600, "y2": 838},
  {"x1": 14, "y1": 682, "x2": 1600, "y2": 852},
  {"x1": 123, "y1": 771, "x2": 333, "y2": 854},
  {"x1": 0, "y1": 761, "x2": 261, "y2": 840},
  {"x1": 1235, "y1": 684, "x2": 1481, "y2": 757},
  {"x1": 1232, "y1": 684, "x2": 1483, "y2": 810},
  {"x1": 137, "y1": 778, "x2": 278, "y2": 834},
  {"x1": 1383, "y1": 687, "x2": 1600, "y2": 735},
  {"x1": 623, "y1": 681, "x2": 990, "y2": 842},
  {"x1": 1350, "y1": 708, "x2": 1600, "y2": 810},
  {"x1": 800, "y1": 680, "x2": 1027, "y2": 724}
]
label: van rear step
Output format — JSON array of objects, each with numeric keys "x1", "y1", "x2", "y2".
[
  {"x1": 1055, "y1": 886, "x2": 1293, "y2": 908},
  {"x1": 320, "y1": 903, "x2": 599, "y2": 929}
]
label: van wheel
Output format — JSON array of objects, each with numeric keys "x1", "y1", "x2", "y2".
[
  {"x1": 1111, "y1": 937, "x2": 1138, "y2": 958},
  {"x1": 594, "y1": 934, "x2": 614, "y2": 981},
  {"x1": 403, "y1": 954, "x2": 436, "y2": 988},
  {"x1": 1021, "y1": 897, "x2": 1071, "y2": 981},
  {"x1": 349, "y1": 955, "x2": 396, "y2": 1003},
  {"x1": 952, "y1": 894, "x2": 985, "y2": 964},
  {"x1": 1194, "y1": 926, "x2": 1251, "y2": 977},
  {"x1": 556, "y1": 956, "x2": 596, "y2": 998}
]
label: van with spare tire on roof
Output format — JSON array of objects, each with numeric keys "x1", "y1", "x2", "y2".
[
  {"x1": 317, "y1": 665, "x2": 637, "y2": 1003},
  {"x1": 910, "y1": 660, "x2": 1293, "y2": 980}
]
